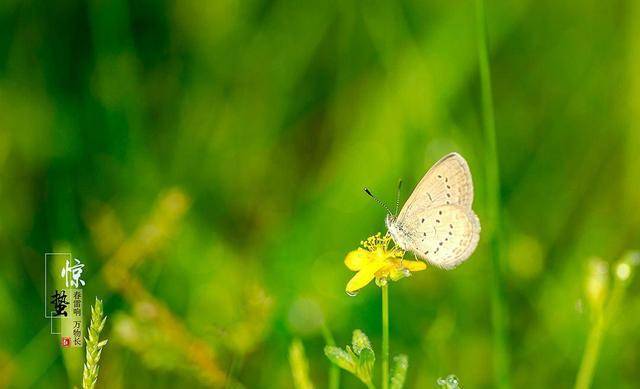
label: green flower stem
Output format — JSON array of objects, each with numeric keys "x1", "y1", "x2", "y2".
[
  {"x1": 474, "y1": 0, "x2": 510, "y2": 388},
  {"x1": 322, "y1": 323, "x2": 341, "y2": 389},
  {"x1": 574, "y1": 256, "x2": 634, "y2": 389},
  {"x1": 381, "y1": 284, "x2": 389, "y2": 389},
  {"x1": 574, "y1": 311, "x2": 605, "y2": 389}
]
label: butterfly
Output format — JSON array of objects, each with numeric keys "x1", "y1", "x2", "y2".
[{"x1": 366, "y1": 152, "x2": 480, "y2": 269}]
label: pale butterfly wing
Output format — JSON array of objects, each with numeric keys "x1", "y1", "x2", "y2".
[
  {"x1": 401, "y1": 204, "x2": 480, "y2": 269},
  {"x1": 398, "y1": 152, "x2": 474, "y2": 221},
  {"x1": 389, "y1": 152, "x2": 480, "y2": 269}
]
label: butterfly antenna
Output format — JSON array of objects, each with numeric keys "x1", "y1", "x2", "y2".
[
  {"x1": 364, "y1": 187, "x2": 393, "y2": 215},
  {"x1": 395, "y1": 179, "x2": 403, "y2": 215}
]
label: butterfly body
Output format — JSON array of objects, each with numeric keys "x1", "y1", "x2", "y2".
[
  {"x1": 385, "y1": 214, "x2": 413, "y2": 252},
  {"x1": 387, "y1": 153, "x2": 481, "y2": 269}
]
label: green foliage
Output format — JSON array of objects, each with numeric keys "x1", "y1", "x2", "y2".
[
  {"x1": 389, "y1": 354, "x2": 408, "y2": 389},
  {"x1": 351, "y1": 329, "x2": 372, "y2": 356},
  {"x1": 356, "y1": 348, "x2": 375, "y2": 387},
  {"x1": 324, "y1": 346, "x2": 356, "y2": 374},
  {"x1": 82, "y1": 298, "x2": 108, "y2": 389},
  {"x1": 289, "y1": 339, "x2": 315, "y2": 389},
  {"x1": 325, "y1": 330, "x2": 376, "y2": 388},
  {"x1": 575, "y1": 252, "x2": 639, "y2": 389}
]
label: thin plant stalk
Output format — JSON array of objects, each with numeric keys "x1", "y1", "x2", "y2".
[
  {"x1": 381, "y1": 284, "x2": 389, "y2": 389},
  {"x1": 474, "y1": 0, "x2": 510, "y2": 388},
  {"x1": 574, "y1": 268, "x2": 628, "y2": 389},
  {"x1": 322, "y1": 323, "x2": 341, "y2": 389},
  {"x1": 574, "y1": 313, "x2": 605, "y2": 389}
]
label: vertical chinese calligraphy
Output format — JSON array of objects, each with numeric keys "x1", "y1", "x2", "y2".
[
  {"x1": 45, "y1": 253, "x2": 86, "y2": 348},
  {"x1": 73, "y1": 290, "x2": 82, "y2": 316},
  {"x1": 50, "y1": 290, "x2": 69, "y2": 317},
  {"x1": 71, "y1": 289, "x2": 83, "y2": 347},
  {"x1": 60, "y1": 258, "x2": 85, "y2": 288}
]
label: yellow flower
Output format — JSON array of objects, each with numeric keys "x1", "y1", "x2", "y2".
[{"x1": 345, "y1": 233, "x2": 426, "y2": 295}]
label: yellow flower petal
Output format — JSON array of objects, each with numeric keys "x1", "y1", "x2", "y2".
[
  {"x1": 346, "y1": 259, "x2": 386, "y2": 293},
  {"x1": 344, "y1": 248, "x2": 372, "y2": 271},
  {"x1": 402, "y1": 260, "x2": 427, "y2": 272}
]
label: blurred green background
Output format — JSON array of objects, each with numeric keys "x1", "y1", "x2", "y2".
[{"x1": 1, "y1": 0, "x2": 640, "y2": 387}]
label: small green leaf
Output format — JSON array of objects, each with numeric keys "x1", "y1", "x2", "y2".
[
  {"x1": 325, "y1": 330, "x2": 378, "y2": 388},
  {"x1": 346, "y1": 345, "x2": 358, "y2": 361},
  {"x1": 356, "y1": 348, "x2": 375, "y2": 386},
  {"x1": 390, "y1": 354, "x2": 408, "y2": 389},
  {"x1": 324, "y1": 345, "x2": 356, "y2": 373},
  {"x1": 351, "y1": 329, "x2": 372, "y2": 355}
]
